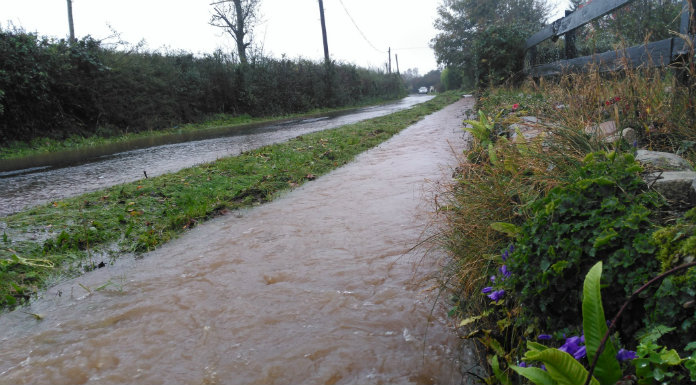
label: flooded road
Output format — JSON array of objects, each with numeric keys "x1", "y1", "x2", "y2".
[
  {"x1": 0, "y1": 95, "x2": 433, "y2": 217},
  {"x1": 0, "y1": 97, "x2": 474, "y2": 385}
]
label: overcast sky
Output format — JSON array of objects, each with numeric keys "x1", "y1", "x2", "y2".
[{"x1": 1, "y1": 0, "x2": 569, "y2": 75}]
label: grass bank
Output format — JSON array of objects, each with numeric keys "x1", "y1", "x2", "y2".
[
  {"x1": 0, "y1": 95, "x2": 405, "y2": 161},
  {"x1": 0, "y1": 91, "x2": 461, "y2": 310},
  {"x1": 438, "y1": 66, "x2": 696, "y2": 384}
]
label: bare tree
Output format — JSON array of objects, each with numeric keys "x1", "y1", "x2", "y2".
[{"x1": 209, "y1": 0, "x2": 260, "y2": 64}]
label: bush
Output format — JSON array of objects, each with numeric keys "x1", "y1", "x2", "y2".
[
  {"x1": 507, "y1": 152, "x2": 664, "y2": 336},
  {"x1": 647, "y1": 208, "x2": 696, "y2": 350},
  {"x1": 0, "y1": 28, "x2": 405, "y2": 144}
]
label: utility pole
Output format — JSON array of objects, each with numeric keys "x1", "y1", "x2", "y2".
[
  {"x1": 395, "y1": 53, "x2": 400, "y2": 74},
  {"x1": 318, "y1": 0, "x2": 330, "y2": 64},
  {"x1": 66, "y1": 0, "x2": 75, "y2": 42},
  {"x1": 388, "y1": 47, "x2": 392, "y2": 74}
]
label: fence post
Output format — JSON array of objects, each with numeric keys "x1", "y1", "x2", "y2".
[
  {"x1": 676, "y1": 0, "x2": 695, "y2": 89},
  {"x1": 564, "y1": 10, "x2": 577, "y2": 60}
]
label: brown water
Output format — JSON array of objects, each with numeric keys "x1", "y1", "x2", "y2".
[{"x1": 0, "y1": 97, "x2": 474, "y2": 385}]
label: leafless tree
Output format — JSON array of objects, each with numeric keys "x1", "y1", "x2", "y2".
[{"x1": 209, "y1": 0, "x2": 261, "y2": 64}]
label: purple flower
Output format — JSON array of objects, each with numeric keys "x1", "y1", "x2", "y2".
[
  {"x1": 481, "y1": 286, "x2": 493, "y2": 294},
  {"x1": 540, "y1": 364, "x2": 547, "y2": 371},
  {"x1": 499, "y1": 265, "x2": 511, "y2": 280},
  {"x1": 509, "y1": 244, "x2": 515, "y2": 253},
  {"x1": 537, "y1": 334, "x2": 552, "y2": 340},
  {"x1": 487, "y1": 289, "x2": 505, "y2": 301},
  {"x1": 559, "y1": 337, "x2": 582, "y2": 356},
  {"x1": 616, "y1": 349, "x2": 638, "y2": 362},
  {"x1": 502, "y1": 250, "x2": 509, "y2": 261},
  {"x1": 573, "y1": 346, "x2": 587, "y2": 360},
  {"x1": 490, "y1": 275, "x2": 496, "y2": 283},
  {"x1": 518, "y1": 361, "x2": 528, "y2": 368}
]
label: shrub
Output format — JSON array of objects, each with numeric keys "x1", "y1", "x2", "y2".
[
  {"x1": 507, "y1": 151, "x2": 664, "y2": 336},
  {"x1": 647, "y1": 208, "x2": 696, "y2": 350},
  {"x1": 0, "y1": 28, "x2": 405, "y2": 144}
]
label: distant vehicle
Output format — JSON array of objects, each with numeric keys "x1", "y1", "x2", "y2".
[{"x1": 418, "y1": 87, "x2": 428, "y2": 94}]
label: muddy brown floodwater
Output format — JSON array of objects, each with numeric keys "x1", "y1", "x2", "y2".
[{"x1": 0, "y1": 97, "x2": 476, "y2": 385}]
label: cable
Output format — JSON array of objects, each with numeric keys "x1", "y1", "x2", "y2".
[{"x1": 336, "y1": 0, "x2": 385, "y2": 53}]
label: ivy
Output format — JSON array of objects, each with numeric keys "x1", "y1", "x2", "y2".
[{"x1": 507, "y1": 152, "x2": 664, "y2": 335}]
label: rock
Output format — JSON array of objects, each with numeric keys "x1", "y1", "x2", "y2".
[
  {"x1": 603, "y1": 127, "x2": 637, "y2": 144},
  {"x1": 645, "y1": 170, "x2": 696, "y2": 207},
  {"x1": 585, "y1": 120, "x2": 618, "y2": 139},
  {"x1": 521, "y1": 116, "x2": 539, "y2": 123},
  {"x1": 509, "y1": 118, "x2": 545, "y2": 142},
  {"x1": 636, "y1": 150, "x2": 694, "y2": 171}
]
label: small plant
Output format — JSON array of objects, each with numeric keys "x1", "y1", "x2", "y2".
[
  {"x1": 507, "y1": 151, "x2": 664, "y2": 334},
  {"x1": 512, "y1": 262, "x2": 625, "y2": 385},
  {"x1": 632, "y1": 327, "x2": 696, "y2": 384}
]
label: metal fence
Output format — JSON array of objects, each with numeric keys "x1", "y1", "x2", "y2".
[{"x1": 525, "y1": 0, "x2": 696, "y2": 78}]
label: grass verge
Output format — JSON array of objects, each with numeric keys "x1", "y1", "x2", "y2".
[{"x1": 0, "y1": 91, "x2": 461, "y2": 310}]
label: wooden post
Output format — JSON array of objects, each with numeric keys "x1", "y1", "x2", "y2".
[
  {"x1": 676, "y1": 0, "x2": 695, "y2": 88},
  {"x1": 395, "y1": 53, "x2": 400, "y2": 74},
  {"x1": 564, "y1": 10, "x2": 577, "y2": 60},
  {"x1": 388, "y1": 47, "x2": 392, "y2": 74},
  {"x1": 318, "y1": 0, "x2": 330, "y2": 64}
]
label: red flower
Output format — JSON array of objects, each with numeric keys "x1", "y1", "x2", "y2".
[
  {"x1": 512, "y1": 103, "x2": 520, "y2": 111},
  {"x1": 605, "y1": 100, "x2": 611, "y2": 106}
]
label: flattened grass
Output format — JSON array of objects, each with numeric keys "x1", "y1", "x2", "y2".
[{"x1": 0, "y1": 92, "x2": 460, "y2": 309}]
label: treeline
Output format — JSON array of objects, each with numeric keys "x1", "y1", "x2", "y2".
[{"x1": 0, "y1": 28, "x2": 404, "y2": 143}]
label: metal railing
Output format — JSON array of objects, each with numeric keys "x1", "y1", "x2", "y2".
[{"x1": 525, "y1": 0, "x2": 695, "y2": 78}]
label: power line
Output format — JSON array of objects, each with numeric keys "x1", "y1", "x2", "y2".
[{"x1": 336, "y1": 0, "x2": 385, "y2": 53}]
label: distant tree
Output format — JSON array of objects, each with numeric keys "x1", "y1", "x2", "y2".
[
  {"x1": 209, "y1": 0, "x2": 261, "y2": 64},
  {"x1": 432, "y1": 0, "x2": 550, "y2": 87}
]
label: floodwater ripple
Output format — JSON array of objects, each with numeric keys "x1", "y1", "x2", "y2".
[{"x1": 0, "y1": 97, "x2": 474, "y2": 385}]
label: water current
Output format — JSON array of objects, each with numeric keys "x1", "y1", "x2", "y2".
[
  {"x1": 0, "y1": 95, "x2": 433, "y2": 217},
  {"x1": 0, "y1": 97, "x2": 475, "y2": 384}
]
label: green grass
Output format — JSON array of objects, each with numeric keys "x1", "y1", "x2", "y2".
[
  {"x1": 0, "y1": 95, "x2": 404, "y2": 161},
  {"x1": 0, "y1": 91, "x2": 461, "y2": 310}
]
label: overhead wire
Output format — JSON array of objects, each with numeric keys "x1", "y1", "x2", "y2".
[{"x1": 336, "y1": 0, "x2": 385, "y2": 53}]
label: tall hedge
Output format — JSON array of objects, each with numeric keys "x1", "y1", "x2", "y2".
[{"x1": 0, "y1": 28, "x2": 404, "y2": 143}]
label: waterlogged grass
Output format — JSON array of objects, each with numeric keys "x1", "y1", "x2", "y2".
[
  {"x1": 0, "y1": 91, "x2": 460, "y2": 309},
  {"x1": 0, "y1": 96, "x2": 403, "y2": 160}
]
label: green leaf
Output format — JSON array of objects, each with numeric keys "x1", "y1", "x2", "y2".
[
  {"x1": 459, "y1": 313, "x2": 485, "y2": 327},
  {"x1": 684, "y1": 357, "x2": 696, "y2": 381},
  {"x1": 685, "y1": 341, "x2": 696, "y2": 351},
  {"x1": 490, "y1": 222, "x2": 521, "y2": 238},
  {"x1": 525, "y1": 349, "x2": 600, "y2": 385},
  {"x1": 527, "y1": 341, "x2": 550, "y2": 352},
  {"x1": 490, "y1": 355, "x2": 512, "y2": 385},
  {"x1": 637, "y1": 325, "x2": 677, "y2": 344},
  {"x1": 582, "y1": 262, "x2": 622, "y2": 385},
  {"x1": 511, "y1": 365, "x2": 557, "y2": 385},
  {"x1": 658, "y1": 348, "x2": 683, "y2": 366}
]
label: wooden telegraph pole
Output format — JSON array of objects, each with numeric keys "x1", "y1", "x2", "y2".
[
  {"x1": 318, "y1": 0, "x2": 330, "y2": 63},
  {"x1": 395, "y1": 53, "x2": 400, "y2": 74},
  {"x1": 388, "y1": 47, "x2": 392, "y2": 74},
  {"x1": 67, "y1": 0, "x2": 75, "y2": 42}
]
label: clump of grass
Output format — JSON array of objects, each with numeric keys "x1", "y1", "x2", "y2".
[{"x1": 0, "y1": 92, "x2": 461, "y2": 310}]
